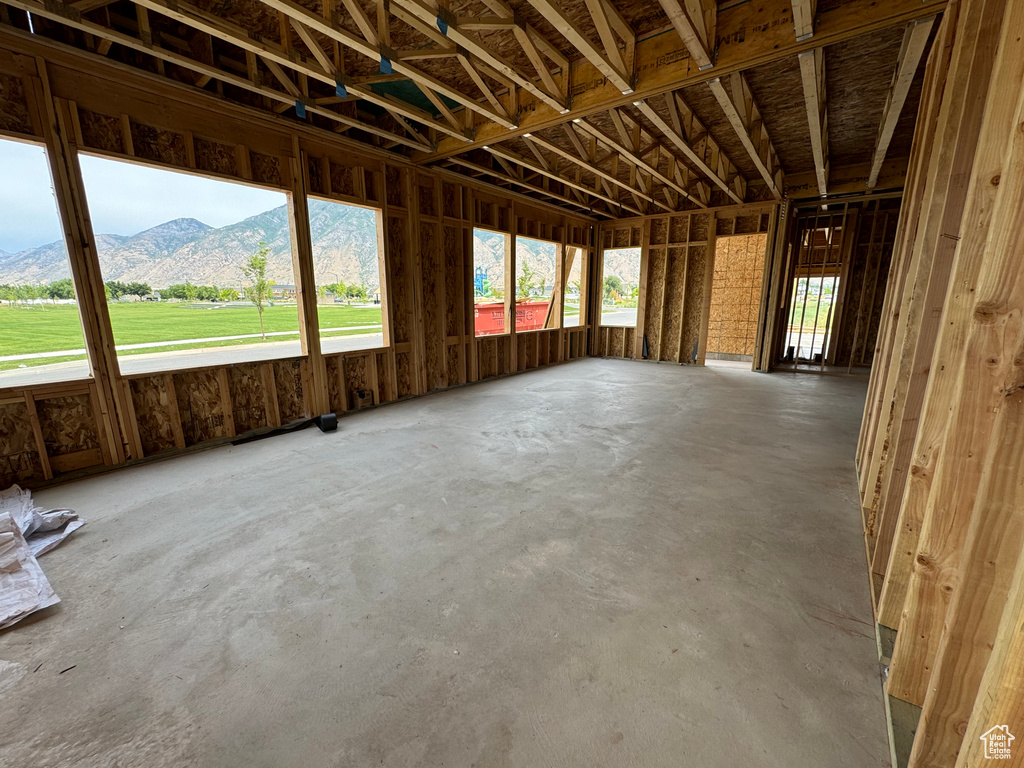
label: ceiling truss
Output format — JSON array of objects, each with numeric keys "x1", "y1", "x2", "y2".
[{"x1": 0, "y1": 0, "x2": 944, "y2": 214}]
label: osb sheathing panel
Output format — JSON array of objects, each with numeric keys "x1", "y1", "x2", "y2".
[
  {"x1": 78, "y1": 108, "x2": 122, "y2": 154},
  {"x1": 129, "y1": 121, "x2": 188, "y2": 167},
  {"x1": 443, "y1": 225, "x2": 461, "y2": 338},
  {"x1": 395, "y1": 352, "x2": 414, "y2": 397},
  {"x1": 343, "y1": 355, "x2": 369, "y2": 398},
  {"x1": 251, "y1": 152, "x2": 282, "y2": 186},
  {"x1": 326, "y1": 356, "x2": 343, "y2": 411},
  {"x1": 194, "y1": 136, "x2": 238, "y2": 177},
  {"x1": 130, "y1": 376, "x2": 178, "y2": 456},
  {"x1": 36, "y1": 394, "x2": 100, "y2": 456},
  {"x1": 0, "y1": 401, "x2": 44, "y2": 487},
  {"x1": 446, "y1": 345, "x2": 460, "y2": 385},
  {"x1": 274, "y1": 360, "x2": 306, "y2": 423},
  {"x1": 0, "y1": 72, "x2": 33, "y2": 135},
  {"x1": 375, "y1": 352, "x2": 394, "y2": 403},
  {"x1": 330, "y1": 162, "x2": 356, "y2": 198},
  {"x1": 387, "y1": 215, "x2": 412, "y2": 345},
  {"x1": 227, "y1": 364, "x2": 270, "y2": 435},
  {"x1": 645, "y1": 247, "x2": 666, "y2": 360},
  {"x1": 662, "y1": 246, "x2": 686, "y2": 362},
  {"x1": 419, "y1": 219, "x2": 444, "y2": 392},
  {"x1": 707, "y1": 234, "x2": 768, "y2": 356},
  {"x1": 174, "y1": 370, "x2": 227, "y2": 446},
  {"x1": 682, "y1": 245, "x2": 707, "y2": 362}
]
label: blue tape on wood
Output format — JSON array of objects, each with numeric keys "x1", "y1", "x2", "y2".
[
  {"x1": 335, "y1": 80, "x2": 347, "y2": 98},
  {"x1": 379, "y1": 55, "x2": 392, "y2": 74},
  {"x1": 436, "y1": 16, "x2": 448, "y2": 35},
  {"x1": 295, "y1": 100, "x2": 306, "y2": 118}
]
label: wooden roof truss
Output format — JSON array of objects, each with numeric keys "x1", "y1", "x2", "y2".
[{"x1": 0, "y1": 0, "x2": 944, "y2": 214}]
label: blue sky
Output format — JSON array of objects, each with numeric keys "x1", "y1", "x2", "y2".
[{"x1": 0, "y1": 139, "x2": 285, "y2": 253}]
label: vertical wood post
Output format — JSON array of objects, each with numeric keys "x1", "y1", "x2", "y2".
[{"x1": 286, "y1": 139, "x2": 329, "y2": 416}]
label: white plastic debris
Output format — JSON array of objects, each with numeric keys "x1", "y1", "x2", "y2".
[
  {"x1": 0, "y1": 485, "x2": 85, "y2": 629},
  {"x1": 0, "y1": 512, "x2": 59, "y2": 630},
  {"x1": 0, "y1": 485, "x2": 85, "y2": 557}
]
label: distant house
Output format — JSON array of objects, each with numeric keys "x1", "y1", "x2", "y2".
[{"x1": 271, "y1": 284, "x2": 296, "y2": 300}]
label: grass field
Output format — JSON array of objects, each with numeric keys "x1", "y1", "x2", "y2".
[{"x1": 0, "y1": 302, "x2": 383, "y2": 370}]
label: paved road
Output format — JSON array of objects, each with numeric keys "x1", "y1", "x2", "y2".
[{"x1": 0, "y1": 332, "x2": 386, "y2": 388}]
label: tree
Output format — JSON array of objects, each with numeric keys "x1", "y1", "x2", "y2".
[
  {"x1": 196, "y1": 285, "x2": 219, "y2": 302},
  {"x1": 124, "y1": 281, "x2": 151, "y2": 297},
  {"x1": 183, "y1": 281, "x2": 198, "y2": 303},
  {"x1": 345, "y1": 283, "x2": 368, "y2": 301},
  {"x1": 517, "y1": 259, "x2": 537, "y2": 300},
  {"x1": 45, "y1": 278, "x2": 75, "y2": 301},
  {"x1": 219, "y1": 288, "x2": 239, "y2": 302},
  {"x1": 105, "y1": 280, "x2": 128, "y2": 300},
  {"x1": 0, "y1": 284, "x2": 15, "y2": 305},
  {"x1": 241, "y1": 243, "x2": 271, "y2": 339},
  {"x1": 603, "y1": 275, "x2": 625, "y2": 302}
]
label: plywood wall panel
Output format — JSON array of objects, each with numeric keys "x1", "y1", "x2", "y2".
[
  {"x1": 174, "y1": 370, "x2": 227, "y2": 446},
  {"x1": 273, "y1": 360, "x2": 306, "y2": 424},
  {"x1": 0, "y1": 401, "x2": 44, "y2": 487},
  {"x1": 36, "y1": 394, "x2": 100, "y2": 457},
  {"x1": 227, "y1": 364, "x2": 270, "y2": 435},
  {"x1": 129, "y1": 376, "x2": 179, "y2": 456}
]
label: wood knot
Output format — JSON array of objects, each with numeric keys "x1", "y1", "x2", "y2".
[
  {"x1": 916, "y1": 553, "x2": 933, "y2": 569},
  {"x1": 991, "y1": 173, "x2": 1001, "y2": 187},
  {"x1": 974, "y1": 303, "x2": 999, "y2": 324}
]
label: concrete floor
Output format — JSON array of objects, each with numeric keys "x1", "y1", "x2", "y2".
[{"x1": 0, "y1": 359, "x2": 888, "y2": 767}]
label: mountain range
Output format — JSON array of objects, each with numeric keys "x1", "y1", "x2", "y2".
[
  {"x1": 0, "y1": 202, "x2": 642, "y2": 292},
  {"x1": 0, "y1": 200, "x2": 382, "y2": 290}
]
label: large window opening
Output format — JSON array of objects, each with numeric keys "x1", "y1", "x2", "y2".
[
  {"x1": 600, "y1": 247, "x2": 641, "y2": 327},
  {"x1": 308, "y1": 198, "x2": 386, "y2": 354},
  {"x1": 78, "y1": 155, "x2": 297, "y2": 374},
  {"x1": 706, "y1": 234, "x2": 768, "y2": 361},
  {"x1": 562, "y1": 246, "x2": 584, "y2": 328},
  {"x1": 0, "y1": 139, "x2": 90, "y2": 386},
  {"x1": 473, "y1": 228, "x2": 508, "y2": 337},
  {"x1": 782, "y1": 220, "x2": 845, "y2": 366},
  {"x1": 515, "y1": 236, "x2": 556, "y2": 332}
]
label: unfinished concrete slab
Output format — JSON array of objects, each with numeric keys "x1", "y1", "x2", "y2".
[{"x1": 0, "y1": 359, "x2": 886, "y2": 767}]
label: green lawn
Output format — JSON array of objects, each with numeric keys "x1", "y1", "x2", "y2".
[{"x1": 0, "y1": 302, "x2": 383, "y2": 370}]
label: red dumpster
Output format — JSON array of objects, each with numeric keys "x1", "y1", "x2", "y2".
[{"x1": 474, "y1": 301, "x2": 551, "y2": 335}]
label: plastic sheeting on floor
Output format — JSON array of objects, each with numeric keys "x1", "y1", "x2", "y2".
[{"x1": 0, "y1": 485, "x2": 84, "y2": 630}]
